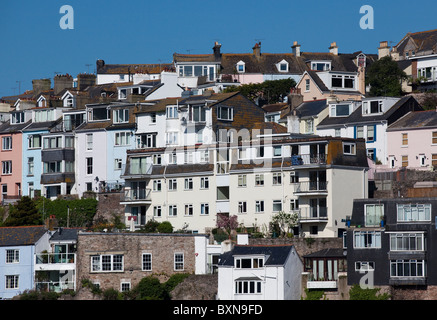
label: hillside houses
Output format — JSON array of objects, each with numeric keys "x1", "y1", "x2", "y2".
[{"x1": 4, "y1": 29, "x2": 437, "y2": 300}]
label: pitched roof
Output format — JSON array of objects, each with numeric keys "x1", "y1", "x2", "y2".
[
  {"x1": 387, "y1": 110, "x2": 437, "y2": 130},
  {"x1": 395, "y1": 29, "x2": 437, "y2": 56},
  {"x1": 218, "y1": 245, "x2": 295, "y2": 267},
  {"x1": 49, "y1": 228, "x2": 79, "y2": 242},
  {"x1": 0, "y1": 120, "x2": 31, "y2": 134},
  {"x1": 0, "y1": 225, "x2": 47, "y2": 247},
  {"x1": 97, "y1": 62, "x2": 173, "y2": 75}
]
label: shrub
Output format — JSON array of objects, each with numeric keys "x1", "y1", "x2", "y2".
[
  {"x1": 135, "y1": 276, "x2": 167, "y2": 300},
  {"x1": 349, "y1": 284, "x2": 390, "y2": 300},
  {"x1": 157, "y1": 221, "x2": 173, "y2": 233}
]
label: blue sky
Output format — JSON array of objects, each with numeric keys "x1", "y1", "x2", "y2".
[{"x1": 0, "y1": 0, "x2": 436, "y2": 98}]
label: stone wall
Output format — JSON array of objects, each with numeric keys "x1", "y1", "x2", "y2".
[
  {"x1": 76, "y1": 232, "x2": 199, "y2": 292},
  {"x1": 94, "y1": 192, "x2": 125, "y2": 223}
]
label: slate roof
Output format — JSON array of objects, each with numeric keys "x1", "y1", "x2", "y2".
[
  {"x1": 97, "y1": 62, "x2": 173, "y2": 75},
  {"x1": 0, "y1": 120, "x2": 31, "y2": 134},
  {"x1": 395, "y1": 29, "x2": 437, "y2": 56},
  {"x1": 303, "y1": 248, "x2": 345, "y2": 259},
  {"x1": 317, "y1": 96, "x2": 419, "y2": 128},
  {"x1": 0, "y1": 225, "x2": 47, "y2": 247},
  {"x1": 49, "y1": 228, "x2": 79, "y2": 242},
  {"x1": 218, "y1": 245, "x2": 294, "y2": 267},
  {"x1": 387, "y1": 110, "x2": 437, "y2": 130}
]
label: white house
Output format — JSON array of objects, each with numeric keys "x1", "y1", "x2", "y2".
[{"x1": 217, "y1": 245, "x2": 303, "y2": 300}]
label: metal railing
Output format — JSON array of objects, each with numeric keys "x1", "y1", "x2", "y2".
[
  {"x1": 124, "y1": 188, "x2": 152, "y2": 201},
  {"x1": 295, "y1": 181, "x2": 328, "y2": 193},
  {"x1": 291, "y1": 154, "x2": 326, "y2": 166},
  {"x1": 35, "y1": 253, "x2": 76, "y2": 264},
  {"x1": 299, "y1": 207, "x2": 328, "y2": 220},
  {"x1": 35, "y1": 281, "x2": 75, "y2": 292}
]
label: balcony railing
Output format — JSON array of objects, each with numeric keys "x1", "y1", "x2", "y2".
[
  {"x1": 299, "y1": 207, "x2": 328, "y2": 221},
  {"x1": 291, "y1": 154, "x2": 326, "y2": 166},
  {"x1": 295, "y1": 181, "x2": 328, "y2": 193},
  {"x1": 35, "y1": 281, "x2": 75, "y2": 293},
  {"x1": 35, "y1": 253, "x2": 76, "y2": 265},
  {"x1": 216, "y1": 161, "x2": 229, "y2": 175},
  {"x1": 123, "y1": 188, "x2": 152, "y2": 202}
]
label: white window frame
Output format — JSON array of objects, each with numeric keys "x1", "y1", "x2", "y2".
[
  {"x1": 91, "y1": 254, "x2": 124, "y2": 272},
  {"x1": 255, "y1": 200, "x2": 265, "y2": 213},
  {"x1": 2, "y1": 161, "x2": 12, "y2": 175},
  {"x1": 113, "y1": 109, "x2": 129, "y2": 124},
  {"x1": 142, "y1": 253, "x2": 152, "y2": 271},
  {"x1": 2, "y1": 136, "x2": 12, "y2": 150},
  {"x1": 174, "y1": 253, "x2": 184, "y2": 271}
]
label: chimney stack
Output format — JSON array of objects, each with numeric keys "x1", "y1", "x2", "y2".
[
  {"x1": 329, "y1": 42, "x2": 338, "y2": 55},
  {"x1": 378, "y1": 41, "x2": 390, "y2": 59},
  {"x1": 292, "y1": 41, "x2": 301, "y2": 57},
  {"x1": 77, "y1": 73, "x2": 96, "y2": 91},
  {"x1": 213, "y1": 42, "x2": 222, "y2": 61},
  {"x1": 54, "y1": 74, "x2": 73, "y2": 95},
  {"x1": 253, "y1": 42, "x2": 261, "y2": 57},
  {"x1": 32, "y1": 79, "x2": 51, "y2": 95}
]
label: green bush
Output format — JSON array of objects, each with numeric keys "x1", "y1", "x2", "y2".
[
  {"x1": 135, "y1": 276, "x2": 167, "y2": 300},
  {"x1": 349, "y1": 284, "x2": 390, "y2": 300},
  {"x1": 157, "y1": 221, "x2": 173, "y2": 233}
]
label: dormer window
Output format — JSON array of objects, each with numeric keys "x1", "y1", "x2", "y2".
[
  {"x1": 331, "y1": 74, "x2": 355, "y2": 89},
  {"x1": 236, "y1": 61, "x2": 245, "y2": 73},
  {"x1": 311, "y1": 61, "x2": 331, "y2": 71},
  {"x1": 235, "y1": 257, "x2": 264, "y2": 268},
  {"x1": 330, "y1": 103, "x2": 352, "y2": 117},
  {"x1": 276, "y1": 59, "x2": 289, "y2": 72},
  {"x1": 362, "y1": 100, "x2": 383, "y2": 115},
  {"x1": 88, "y1": 107, "x2": 110, "y2": 121},
  {"x1": 37, "y1": 96, "x2": 47, "y2": 108},
  {"x1": 34, "y1": 109, "x2": 54, "y2": 122},
  {"x1": 62, "y1": 92, "x2": 75, "y2": 107},
  {"x1": 11, "y1": 112, "x2": 24, "y2": 124},
  {"x1": 113, "y1": 109, "x2": 129, "y2": 123}
]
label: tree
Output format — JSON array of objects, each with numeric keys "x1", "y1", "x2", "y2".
[
  {"x1": 270, "y1": 211, "x2": 299, "y2": 237},
  {"x1": 4, "y1": 196, "x2": 42, "y2": 226},
  {"x1": 216, "y1": 214, "x2": 238, "y2": 237},
  {"x1": 224, "y1": 78, "x2": 296, "y2": 104},
  {"x1": 135, "y1": 276, "x2": 167, "y2": 300},
  {"x1": 366, "y1": 56, "x2": 408, "y2": 97}
]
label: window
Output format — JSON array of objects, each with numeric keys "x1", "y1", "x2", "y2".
[
  {"x1": 279, "y1": 63, "x2": 288, "y2": 71},
  {"x1": 169, "y1": 205, "x2": 177, "y2": 217},
  {"x1": 168, "y1": 179, "x2": 177, "y2": 191},
  {"x1": 201, "y1": 203, "x2": 209, "y2": 215},
  {"x1": 35, "y1": 109, "x2": 54, "y2": 122},
  {"x1": 113, "y1": 109, "x2": 129, "y2": 123},
  {"x1": 290, "y1": 172, "x2": 299, "y2": 183},
  {"x1": 150, "y1": 113, "x2": 156, "y2": 123},
  {"x1": 166, "y1": 132, "x2": 178, "y2": 145},
  {"x1": 255, "y1": 200, "x2": 264, "y2": 213},
  {"x1": 236, "y1": 61, "x2": 245, "y2": 73},
  {"x1": 363, "y1": 100, "x2": 383, "y2": 115},
  {"x1": 330, "y1": 104, "x2": 351, "y2": 117},
  {"x1": 2, "y1": 136, "x2": 12, "y2": 150},
  {"x1": 168, "y1": 152, "x2": 177, "y2": 164},
  {"x1": 390, "y1": 260, "x2": 424, "y2": 278},
  {"x1": 43, "y1": 136, "x2": 62, "y2": 149},
  {"x1": 137, "y1": 134, "x2": 156, "y2": 148},
  {"x1": 354, "y1": 231, "x2": 381, "y2": 248},
  {"x1": 238, "y1": 201, "x2": 247, "y2": 214},
  {"x1": 5, "y1": 275, "x2": 19, "y2": 289},
  {"x1": 402, "y1": 133, "x2": 408, "y2": 146},
  {"x1": 153, "y1": 180, "x2": 162, "y2": 191},
  {"x1": 390, "y1": 233, "x2": 424, "y2": 251},
  {"x1": 355, "y1": 261, "x2": 375, "y2": 272},
  {"x1": 65, "y1": 136, "x2": 74, "y2": 148},
  {"x1": 153, "y1": 206, "x2": 162, "y2": 217},
  {"x1": 432, "y1": 132, "x2": 437, "y2": 144},
  {"x1": 290, "y1": 199, "x2": 299, "y2": 211},
  {"x1": 200, "y1": 177, "x2": 209, "y2": 189},
  {"x1": 166, "y1": 106, "x2": 178, "y2": 119},
  {"x1": 85, "y1": 134, "x2": 93, "y2": 150},
  {"x1": 184, "y1": 178, "x2": 193, "y2": 190},
  {"x1": 255, "y1": 174, "x2": 264, "y2": 186},
  {"x1": 114, "y1": 159, "x2": 123, "y2": 170},
  {"x1": 397, "y1": 204, "x2": 431, "y2": 222},
  {"x1": 43, "y1": 161, "x2": 61, "y2": 173},
  {"x1": 89, "y1": 107, "x2": 109, "y2": 121},
  {"x1": 238, "y1": 175, "x2": 247, "y2": 187},
  {"x1": 432, "y1": 154, "x2": 437, "y2": 167},
  {"x1": 11, "y1": 112, "x2": 24, "y2": 124},
  {"x1": 311, "y1": 62, "x2": 330, "y2": 71},
  {"x1": 256, "y1": 146, "x2": 264, "y2": 158},
  {"x1": 142, "y1": 253, "x2": 152, "y2": 271},
  {"x1": 331, "y1": 75, "x2": 343, "y2": 88},
  {"x1": 273, "y1": 173, "x2": 282, "y2": 185},
  {"x1": 273, "y1": 200, "x2": 282, "y2": 212},
  {"x1": 235, "y1": 280, "x2": 262, "y2": 294},
  {"x1": 27, "y1": 157, "x2": 34, "y2": 175},
  {"x1": 185, "y1": 204, "x2": 193, "y2": 216},
  {"x1": 86, "y1": 157, "x2": 93, "y2": 175},
  {"x1": 367, "y1": 125, "x2": 375, "y2": 142},
  {"x1": 91, "y1": 254, "x2": 124, "y2": 272},
  {"x1": 121, "y1": 282, "x2": 131, "y2": 292},
  {"x1": 192, "y1": 106, "x2": 206, "y2": 122},
  {"x1": 6, "y1": 249, "x2": 19, "y2": 263},
  {"x1": 28, "y1": 134, "x2": 41, "y2": 149},
  {"x1": 402, "y1": 155, "x2": 408, "y2": 167},
  {"x1": 174, "y1": 253, "x2": 184, "y2": 271},
  {"x1": 305, "y1": 79, "x2": 310, "y2": 91},
  {"x1": 115, "y1": 132, "x2": 131, "y2": 146},
  {"x1": 130, "y1": 157, "x2": 150, "y2": 174},
  {"x1": 305, "y1": 119, "x2": 314, "y2": 133},
  {"x1": 365, "y1": 204, "x2": 383, "y2": 227},
  {"x1": 235, "y1": 257, "x2": 264, "y2": 269},
  {"x1": 216, "y1": 106, "x2": 233, "y2": 121},
  {"x1": 184, "y1": 152, "x2": 193, "y2": 164},
  {"x1": 65, "y1": 161, "x2": 74, "y2": 172},
  {"x1": 273, "y1": 146, "x2": 282, "y2": 157},
  {"x1": 343, "y1": 142, "x2": 356, "y2": 155},
  {"x1": 2, "y1": 161, "x2": 12, "y2": 175}
]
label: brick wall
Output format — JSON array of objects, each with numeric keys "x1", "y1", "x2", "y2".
[{"x1": 76, "y1": 232, "x2": 199, "y2": 291}]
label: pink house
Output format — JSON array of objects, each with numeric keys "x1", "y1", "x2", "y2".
[
  {"x1": 0, "y1": 113, "x2": 29, "y2": 203},
  {"x1": 387, "y1": 110, "x2": 437, "y2": 170}
]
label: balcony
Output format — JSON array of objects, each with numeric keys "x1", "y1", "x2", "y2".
[
  {"x1": 299, "y1": 207, "x2": 328, "y2": 222},
  {"x1": 294, "y1": 181, "x2": 328, "y2": 195},
  {"x1": 120, "y1": 188, "x2": 152, "y2": 205},
  {"x1": 216, "y1": 161, "x2": 230, "y2": 175},
  {"x1": 35, "y1": 253, "x2": 76, "y2": 271},
  {"x1": 291, "y1": 154, "x2": 326, "y2": 166}
]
